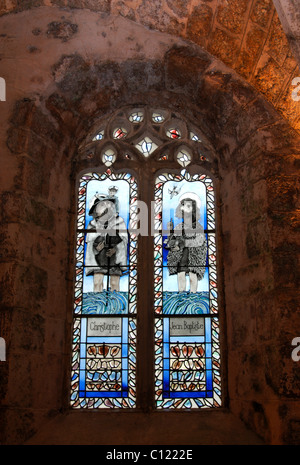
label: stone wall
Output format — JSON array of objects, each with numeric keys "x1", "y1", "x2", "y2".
[
  {"x1": 0, "y1": 0, "x2": 299, "y2": 131},
  {"x1": 0, "y1": 6, "x2": 299, "y2": 444}
]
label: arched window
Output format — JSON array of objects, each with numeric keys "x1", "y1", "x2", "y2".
[
  {"x1": 71, "y1": 171, "x2": 138, "y2": 408},
  {"x1": 154, "y1": 171, "x2": 220, "y2": 409},
  {"x1": 70, "y1": 106, "x2": 222, "y2": 409}
]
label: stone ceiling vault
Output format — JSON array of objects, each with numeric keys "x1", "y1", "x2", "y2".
[{"x1": 0, "y1": 0, "x2": 299, "y2": 132}]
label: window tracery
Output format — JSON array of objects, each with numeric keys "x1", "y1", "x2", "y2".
[{"x1": 79, "y1": 106, "x2": 210, "y2": 166}]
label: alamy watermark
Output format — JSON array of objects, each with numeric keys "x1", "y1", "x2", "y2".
[
  {"x1": 291, "y1": 337, "x2": 300, "y2": 362},
  {"x1": 0, "y1": 337, "x2": 6, "y2": 361},
  {"x1": 291, "y1": 77, "x2": 300, "y2": 102},
  {"x1": 91, "y1": 198, "x2": 203, "y2": 237},
  {"x1": 0, "y1": 77, "x2": 6, "y2": 101}
]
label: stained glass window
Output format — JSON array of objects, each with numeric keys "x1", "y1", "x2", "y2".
[
  {"x1": 70, "y1": 170, "x2": 138, "y2": 408},
  {"x1": 72, "y1": 105, "x2": 222, "y2": 410},
  {"x1": 153, "y1": 170, "x2": 221, "y2": 409}
]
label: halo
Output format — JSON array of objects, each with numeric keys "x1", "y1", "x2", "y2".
[
  {"x1": 88, "y1": 193, "x2": 118, "y2": 215},
  {"x1": 178, "y1": 192, "x2": 201, "y2": 210}
]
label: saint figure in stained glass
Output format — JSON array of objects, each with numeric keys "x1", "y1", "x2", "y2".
[
  {"x1": 165, "y1": 193, "x2": 207, "y2": 293},
  {"x1": 85, "y1": 187, "x2": 128, "y2": 292}
]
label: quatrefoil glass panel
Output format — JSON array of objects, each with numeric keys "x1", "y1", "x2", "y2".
[
  {"x1": 102, "y1": 148, "x2": 116, "y2": 166},
  {"x1": 135, "y1": 136, "x2": 158, "y2": 157},
  {"x1": 176, "y1": 147, "x2": 192, "y2": 167}
]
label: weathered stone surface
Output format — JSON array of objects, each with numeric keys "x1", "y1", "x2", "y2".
[
  {"x1": 242, "y1": 400, "x2": 269, "y2": 443},
  {"x1": 120, "y1": 59, "x2": 164, "y2": 93},
  {"x1": 268, "y1": 210, "x2": 300, "y2": 247},
  {"x1": 8, "y1": 99, "x2": 37, "y2": 128},
  {"x1": 253, "y1": 56, "x2": 288, "y2": 102},
  {"x1": 15, "y1": 264, "x2": 48, "y2": 306},
  {"x1": 111, "y1": 1, "x2": 136, "y2": 21},
  {"x1": 273, "y1": 0, "x2": 300, "y2": 67},
  {"x1": 45, "y1": 92, "x2": 79, "y2": 128},
  {"x1": 236, "y1": 27, "x2": 267, "y2": 78},
  {"x1": 250, "y1": 0, "x2": 273, "y2": 28},
  {"x1": 0, "y1": 224, "x2": 18, "y2": 262},
  {"x1": 276, "y1": 72, "x2": 300, "y2": 131},
  {"x1": 2, "y1": 408, "x2": 37, "y2": 445},
  {"x1": 236, "y1": 98, "x2": 278, "y2": 142},
  {"x1": 216, "y1": 0, "x2": 249, "y2": 35},
  {"x1": 246, "y1": 216, "x2": 271, "y2": 258},
  {"x1": 95, "y1": 61, "x2": 123, "y2": 90},
  {"x1": 47, "y1": 0, "x2": 111, "y2": 12},
  {"x1": 136, "y1": 0, "x2": 185, "y2": 35},
  {"x1": 208, "y1": 28, "x2": 240, "y2": 67},
  {"x1": 265, "y1": 342, "x2": 300, "y2": 398},
  {"x1": 7, "y1": 100, "x2": 63, "y2": 153},
  {"x1": 186, "y1": 4, "x2": 213, "y2": 47},
  {"x1": 13, "y1": 0, "x2": 44, "y2": 13},
  {"x1": 65, "y1": 0, "x2": 111, "y2": 11},
  {"x1": 166, "y1": 0, "x2": 189, "y2": 17},
  {"x1": 0, "y1": 263, "x2": 19, "y2": 307},
  {"x1": 15, "y1": 157, "x2": 49, "y2": 199},
  {"x1": 233, "y1": 261, "x2": 274, "y2": 297},
  {"x1": 10, "y1": 310, "x2": 45, "y2": 352},
  {"x1": 165, "y1": 46, "x2": 211, "y2": 93},
  {"x1": 283, "y1": 420, "x2": 300, "y2": 445},
  {"x1": 52, "y1": 54, "x2": 98, "y2": 103},
  {"x1": 272, "y1": 241, "x2": 300, "y2": 289},
  {"x1": 266, "y1": 176, "x2": 300, "y2": 212},
  {"x1": 266, "y1": 14, "x2": 291, "y2": 66},
  {"x1": 46, "y1": 20, "x2": 78, "y2": 42}
]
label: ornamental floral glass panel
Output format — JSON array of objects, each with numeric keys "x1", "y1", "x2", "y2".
[
  {"x1": 70, "y1": 170, "x2": 137, "y2": 408},
  {"x1": 154, "y1": 170, "x2": 221, "y2": 409}
]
